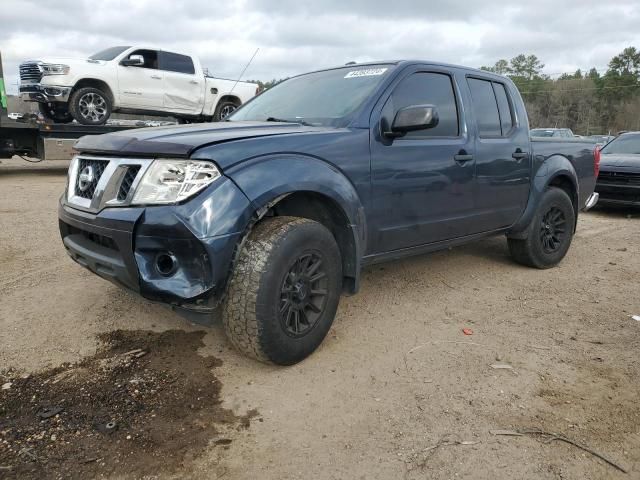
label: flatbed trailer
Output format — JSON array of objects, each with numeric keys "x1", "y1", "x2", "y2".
[{"x1": 0, "y1": 51, "x2": 138, "y2": 161}]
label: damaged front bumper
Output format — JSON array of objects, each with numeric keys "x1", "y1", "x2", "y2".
[
  {"x1": 20, "y1": 83, "x2": 72, "y2": 103},
  {"x1": 58, "y1": 177, "x2": 253, "y2": 323}
]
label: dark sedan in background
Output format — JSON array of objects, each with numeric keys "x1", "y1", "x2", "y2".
[{"x1": 595, "y1": 132, "x2": 640, "y2": 207}]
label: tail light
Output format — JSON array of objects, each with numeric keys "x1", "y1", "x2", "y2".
[{"x1": 594, "y1": 145, "x2": 601, "y2": 178}]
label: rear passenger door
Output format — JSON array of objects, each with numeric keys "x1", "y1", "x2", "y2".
[
  {"x1": 466, "y1": 77, "x2": 530, "y2": 231},
  {"x1": 369, "y1": 68, "x2": 476, "y2": 252},
  {"x1": 158, "y1": 51, "x2": 204, "y2": 115}
]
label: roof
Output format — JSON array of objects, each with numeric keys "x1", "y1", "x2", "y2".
[{"x1": 299, "y1": 59, "x2": 509, "y2": 81}]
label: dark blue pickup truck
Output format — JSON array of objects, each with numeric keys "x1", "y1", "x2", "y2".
[{"x1": 58, "y1": 61, "x2": 599, "y2": 364}]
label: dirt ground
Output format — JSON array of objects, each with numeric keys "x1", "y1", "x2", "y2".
[{"x1": 1, "y1": 158, "x2": 639, "y2": 479}]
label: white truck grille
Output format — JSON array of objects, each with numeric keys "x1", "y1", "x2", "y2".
[{"x1": 19, "y1": 62, "x2": 43, "y2": 83}]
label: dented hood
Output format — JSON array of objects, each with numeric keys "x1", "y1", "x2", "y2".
[{"x1": 74, "y1": 121, "x2": 331, "y2": 157}]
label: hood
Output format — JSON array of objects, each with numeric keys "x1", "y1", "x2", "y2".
[
  {"x1": 22, "y1": 57, "x2": 108, "y2": 67},
  {"x1": 600, "y1": 153, "x2": 640, "y2": 170},
  {"x1": 74, "y1": 121, "x2": 336, "y2": 157}
]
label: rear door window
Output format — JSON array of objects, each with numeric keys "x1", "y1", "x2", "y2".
[
  {"x1": 493, "y1": 83, "x2": 514, "y2": 135},
  {"x1": 467, "y1": 78, "x2": 501, "y2": 137},
  {"x1": 159, "y1": 52, "x2": 195, "y2": 74}
]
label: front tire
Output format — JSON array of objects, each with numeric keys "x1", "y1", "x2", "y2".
[
  {"x1": 38, "y1": 102, "x2": 73, "y2": 123},
  {"x1": 223, "y1": 217, "x2": 342, "y2": 365},
  {"x1": 508, "y1": 187, "x2": 575, "y2": 269},
  {"x1": 69, "y1": 87, "x2": 112, "y2": 125}
]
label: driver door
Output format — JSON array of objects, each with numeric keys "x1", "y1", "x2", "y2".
[
  {"x1": 369, "y1": 68, "x2": 477, "y2": 253},
  {"x1": 117, "y1": 49, "x2": 164, "y2": 109}
]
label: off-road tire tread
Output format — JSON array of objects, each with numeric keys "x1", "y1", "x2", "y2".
[
  {"x1": 508, "y1": 187, "x2": 575, "y2": 269},
  {"x1": 223, "y1": 216, "x2": 316, "y2": 363}
]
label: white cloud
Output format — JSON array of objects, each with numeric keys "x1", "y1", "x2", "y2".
[{"x1": 2, "y1": 0, "x2": 640, "y2": 93}]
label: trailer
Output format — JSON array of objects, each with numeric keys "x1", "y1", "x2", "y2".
[{"x1": 0, "y1": 51, "x2": 139, "y2": 162}]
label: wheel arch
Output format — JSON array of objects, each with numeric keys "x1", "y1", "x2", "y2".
[
  {"x1": 226, "y1": 155, "x2": 366, "y2": 294},
  {"x1": 548, "y1": 172, "x2": 579, "y2": 223},
  {"x1": 508, "y1": 154, "x2": 579, "y2": 238},
  {"x1": 217, "y1": 94, "x2": 241, "y2": 107},
  {"x1": 72, "y1": 78, "x2": 115, "y2": 105}
]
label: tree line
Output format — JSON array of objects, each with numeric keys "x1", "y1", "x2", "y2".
[{"x1": 481, "y1": 47, "x2": 640, "y2": 135}]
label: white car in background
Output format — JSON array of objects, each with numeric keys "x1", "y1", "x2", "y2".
[
  {"x1": 19, "y1": 46, "x2": 259, "y2": 125},
  {"x1": 7, "y1": 112, "x2": 23, "y2": 120}
]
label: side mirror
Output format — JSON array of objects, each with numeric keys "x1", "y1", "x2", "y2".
[
  {"x1": 385, "y1": 105, "x2": 439, "y2": 138},
  {"x1": 121, "y1": 54, "x2": 144, "y2": 67}
]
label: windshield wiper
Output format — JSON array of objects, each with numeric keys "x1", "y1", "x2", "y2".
[{"x1": 266, "y1": 117, "x2": 313, "y2": 127}]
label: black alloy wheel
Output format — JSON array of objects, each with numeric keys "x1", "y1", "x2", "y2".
[
  {"x1": 279, "y1": 252, "x2": 328, "y2": 337},
  {"x1": 539, "y1": 206, "x2": 567, "y2": 253}
]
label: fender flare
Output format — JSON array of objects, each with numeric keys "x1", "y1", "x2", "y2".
[
  {"x1": 508, "y1": 154, "x2": 579, "y2": 239},
  {"x1": 72, "y1": 78, "x2": 116, "y2": 105},
  {"x1": 226, "y1": 154, "x2": 367, "y2": 290}
]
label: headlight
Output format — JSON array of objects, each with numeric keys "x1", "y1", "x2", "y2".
[
  {"x1": 131, "y1": 159, "x2": 221, "y2": 205},
  {"x1": 41, "y1": 63, "x2": 70, "y2": 75}
]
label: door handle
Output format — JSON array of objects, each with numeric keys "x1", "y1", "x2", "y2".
[
  {"x1": 150, "y1": 74, "x2": 162, "y2": 80},
  {"x1": 189, "y1": 80, "x2": 199, "y2": 85},
  {"x1": 454, "y1": 153, "x2": 474, "y2": 163},
  {"x1": 512, "y1": 150, "x2": 529, "y2": 160}
]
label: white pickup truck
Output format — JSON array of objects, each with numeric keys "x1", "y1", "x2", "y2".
[{"x1": 19, "y1": 46, "x2": 259, "y2": 125}]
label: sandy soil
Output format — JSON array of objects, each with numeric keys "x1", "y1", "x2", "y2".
[{"x1": 1, "y1": 160, "x2": 639, "y2": 479}]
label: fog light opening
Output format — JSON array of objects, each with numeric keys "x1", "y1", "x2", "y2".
[{"x1": 155, "y1": 252, "x2": 178, "y2": 277}]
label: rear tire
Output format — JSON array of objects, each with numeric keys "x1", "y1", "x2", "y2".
[
  {"x1": 69, "y1": 87, "x2": 112, "y2": 125},
  {"x1": 223, "y1": 217, "x2": 342, "y2": 365},
  {"x1": 508, "y1": 187, "x2": 575, "y2": 269},
  {"x1": 38, "y1": 102, "x2": 73, "y2": 123},
  {"x1": 213, "y1": 100, "x2": 239, "y2": 121}
]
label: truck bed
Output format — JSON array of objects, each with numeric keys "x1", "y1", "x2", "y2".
[{"x1": 531, "y1": 137, "x2": 598, "y2": 209}]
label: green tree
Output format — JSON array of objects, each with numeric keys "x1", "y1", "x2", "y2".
[
  {"x1": 246, "y1": 78, "x2": 289, "y2": 92},
  {"x1": 509, "y1": 54, "x2": 545, "y2": 80},
  {"x1": 478, "y1": 46, "x2": 640, "y2": 133},
  {"x1": 481, "y1": 59, "x2": 509, "y2": 75},
  {"x1": 608, "y1": 47, "x2": 640, "y2": 75}
]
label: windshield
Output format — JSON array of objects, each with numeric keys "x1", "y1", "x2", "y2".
[
  {"x1": 530, "y1": 129, "x2": 555, "y2": 137},
  {"x1": 601, "y1": 133, "x2": 640, "y2": 155},
  {"x1": 89, "y1": 46, "x2": 131, "y2": 61},
  {"x1": 228, "y1": 65, "x2": 393, "y2": 127}
]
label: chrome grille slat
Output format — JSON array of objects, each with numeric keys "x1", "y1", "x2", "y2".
[
  {"x1": 117, "y1": 165, "x2": 142, "y2": 201},
  {"x1": 74, "y1": 158, "x2": 109, "y2": 199},
  {"x1": 19, "y1": 62, "x2": 43, "y2": 83},
  {"x1": 67, "y1": 155, "x2": 153, "y2": 212}
]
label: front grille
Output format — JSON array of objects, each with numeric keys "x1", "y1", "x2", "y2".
[
  {"x1": 117, "y1": 165, "x2": 141, "y2": 201},
  {"x1": 598, "y1": 171, "x2": 640, "y2": 185},
  {"x1": 65, "y1": 224, "x2": 119, "y2": 251},
  {"x1": 74, "y1": 158, "x2": 109, "y2": 199},
  {"x1": 19, "y1": 62, "x2": 42, "y2": 83}
]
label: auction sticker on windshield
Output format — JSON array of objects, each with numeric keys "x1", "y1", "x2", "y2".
[{"x1": 344, "y1": 68, "x2": 388, "y2": 78}]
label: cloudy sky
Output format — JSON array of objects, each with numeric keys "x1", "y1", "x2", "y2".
[{"x1": 2, "y1": 0, "x2": 640, "y2": 93}]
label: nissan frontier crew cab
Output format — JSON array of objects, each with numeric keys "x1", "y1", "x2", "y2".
[
  {"x1": 19, "y1": 46, "x2": 258, "y2": 125},
  {"x1": 58, "y1": 61, "x2": 600, "y2": 365}
]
